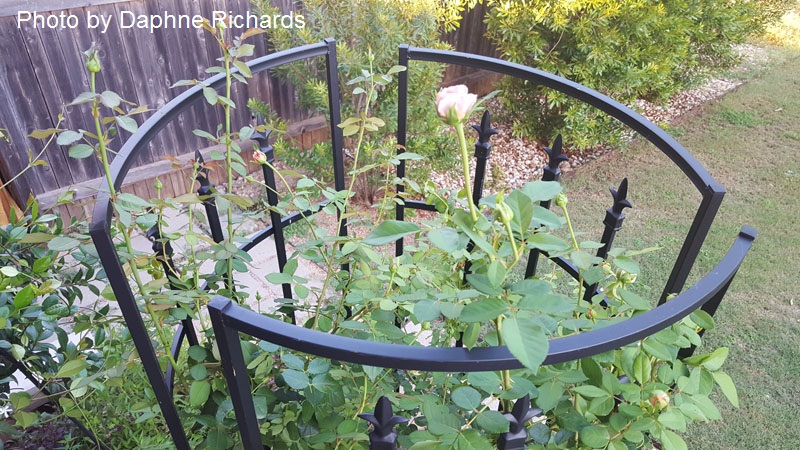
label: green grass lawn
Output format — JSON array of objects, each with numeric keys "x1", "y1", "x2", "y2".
[{"x1": 557, "y1": 44, "x2": 800, "y2": 449}]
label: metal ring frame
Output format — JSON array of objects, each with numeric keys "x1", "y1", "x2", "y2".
[{"x1": 89, "y1": 40, "x2": 755, "y2": 449}]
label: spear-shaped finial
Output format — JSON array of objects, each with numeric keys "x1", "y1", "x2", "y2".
[
  {"x1": 544, "y1": 134, "x2": 568, "y2": 170},
  {"x1": 358, "y1": 396, "x2": 408, "y2": 449},
  {"x1": 472, "y1": 110, "x2": 499, "y2": 145},
  {"x1": 194, "y1": 149, "x2": 211, "y2": 186},
  {"x1": 610, "y1": 177, "x2": 632, "y2": 215},
  {"x1": 497, "y1": 395, "x2": 541, "y2": 450}
]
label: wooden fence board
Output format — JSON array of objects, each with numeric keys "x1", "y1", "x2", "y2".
[
  {"x1": 0, "y1": 0, "x2": 497, "y2": 209},
  {"x1": 0, "y1": 22, "x2": 48, "y2": 200}
]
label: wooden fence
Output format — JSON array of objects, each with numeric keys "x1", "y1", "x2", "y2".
[{"x1": 0, "y1": 0, "x2": 497, "y2": 219}]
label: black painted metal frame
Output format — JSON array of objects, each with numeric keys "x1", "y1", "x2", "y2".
[
  {"x1": 88, "y1": 40, "x2": 756, "y2": 449},
  {"x1": 89, "y1": 40, "x2": 344, "y2": 450}
]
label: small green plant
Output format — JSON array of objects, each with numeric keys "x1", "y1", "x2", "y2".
[{"x1": 720, "y1": 109, "x2": 762, "y2": 127}]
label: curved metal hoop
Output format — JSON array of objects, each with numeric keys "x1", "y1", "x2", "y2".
[{"x1": 211, "y1": 226, "x2": 755, "y2": 372}]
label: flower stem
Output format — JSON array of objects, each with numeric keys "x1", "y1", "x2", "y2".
[{"x1": 456, "y1": 124, "x2": 478, "y2": 221}]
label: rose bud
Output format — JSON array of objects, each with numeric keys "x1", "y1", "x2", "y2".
[
  {"x1": 253, "y1": 149, "x2": 268, "y2": 165},
  {"x1": 648, "y1": 390, "x2": 670, "y2": 410},
  {"x1": 436, "y1": 85, "x2": 477, "y2": 125}
]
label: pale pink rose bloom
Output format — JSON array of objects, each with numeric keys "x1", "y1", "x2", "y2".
[{"x1": 436, "y1": 85, "x2": 477, "y2": 122}]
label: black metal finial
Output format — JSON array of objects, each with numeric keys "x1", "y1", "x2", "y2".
[
  {"x1": 497, "y1": 395, "x2": 540, "y2": 450},
  {"x1": 472, "y1": 110, "x2": 499, "y2": 145},
  {"x1": 610, "y1": 178, "x2": 632, "y2": 215},
  {"x1": 544, "y1": 134, "x2": 568, "y2": 170},
  {"x1": 146, "y1": 224, "x2": 173, "y2": 258},
  {"x1": 358, "y1": 396, "x2": 407, "y2": 450},
  {"x1": 195, "y1": 149, "x2": 211, "y2": 187}
]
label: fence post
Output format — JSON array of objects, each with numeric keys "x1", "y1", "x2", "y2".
[
  {"x1": 253, "y1": 127, "x2": 296, "y2": 324},
  {"x1": 395, "y1": 45, "x2": 409, "y2": 258},
  {"x1": 462, "y1": 111, "x2": 498, "y2": 283},
  {"x1": 525, "y1": 135, "x2": 568, "y2": 278},
  {"x1": 584, "y1": 178, "x2": 632, "y2": 303},
  {"x1": 195, "y1": 151, "x2": 225, "y2": 245},
  {"x1": 208, "y1": 297, "x2": 263, "y2": 449}
]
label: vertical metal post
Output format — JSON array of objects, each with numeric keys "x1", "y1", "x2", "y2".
[
  {"x1": 146, "y1": 225, "x2": 199, "y2": 346},
  {"x1": 89, "y1": 226, "x2": 191, "y2": 450},
  {"x1": 208, "y1": 297, "x2": 262, "y2": 449},
  {"x1": 525, "y1": 135, "x2": 568, "y2": 278},
  {"x1": 584, "y1": 178, "x2": 632, "y2": 303},
  {"x1": 324, "y1": 38, "x2": 349, "y2": 274},
  {"x1": 395, "y1": 45, "x2": 409, "y2": 257},
  {"x1": 470, "y1": 111, "x2": 498, "y2": 205},
  {"x1": 659, "y1": 184, "x2": 725, "y2": 304},
  {"x1": 677, "y1": 225, "x2": 756, "y2": 358},
  {"x1": 253, "y1": 128, "x2": 296, "y2": 324},
  {"x1": 195, "y1": 150, "x2": 225, "y2": 245},
  {"x1": 462, "y1": 111, "x2": 498, "y2": 280}
]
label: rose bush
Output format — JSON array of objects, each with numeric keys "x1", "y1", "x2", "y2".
[{"x1": 3, "y1": 25, "x2": 740, "y2": 449}]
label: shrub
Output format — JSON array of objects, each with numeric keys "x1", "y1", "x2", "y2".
[
  {"x1": 253, "y1": 0, "x2": 452, "y2": 188},
  {"x1": 483, "y1": 0, "x2": 795, "y2": 149},
  {"x1": 0, "y1": 197, "x2": 107, "y2": 430}
]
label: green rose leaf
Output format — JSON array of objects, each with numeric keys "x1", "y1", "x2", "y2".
[
  {"x1": 189, "y1": 380, "x2": 211, "y2": 407},
  {"x1": 282, "y1": 369, "x2": 309, "y2": 389},
  {"x1": 452, "y1": 386, "x2": 482, "y2": 410},
  {"x1": 658, "y1": 408, "x2": 686, "y2": 431},
  {"x1": 68, "y1": 144, "x2": 94, "y2": 159},
  {"x1": 501, "y1": 315, "x2": 548, "y2": 371},
  {"x1": 580, "y1": 425, "x2": 610, "y2": 448},
  {"x1": 456, "y1": 429, "x2": 493, "y2": 450},
  {"x1": 459, "y1": 298, "x2": 508, "y2": 323},
  {"x1": 206, "y1": 427, "x2": 233, "y2": 450},
  {"x1": 14, "y1": 410, "x2": 38, "y2": 429},
  {"x1": 711, "y1": 371, "x2": 739, "y2": 407},
  {"x1": 414, "y1": 300, "x2": 441, "y2": 322},
  {"x1": 56, "y1": 130, "x2": 83, "y2": 146},
  {"x1": 475, "y1": 410, "x2": 509, "y2": 433},
  {"x1": 48, "y1": 235, "x2": 81, "y2": 252},
  {"x1": 660, "y1": 429, "x2": 688, "y2": 450},
  {"x1": 115, "y1": 116, "x2": 138, "y2": 134},
  {"x1": 527, "y1": 233, "x2": 570, "y2": 252},
  {"x1": 690, "y1": 310, "x2": 715, "y2": 330},
  {"x1": 521, "y1": 180, "x2": 562, "y2": 202},
  {"x1": 363, "y1": 220, "x2": 420, "y2": 246}
]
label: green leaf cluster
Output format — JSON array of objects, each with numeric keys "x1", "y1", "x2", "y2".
[{"x1": 483, "y1": 0, "x2": 794, "y2": 149}]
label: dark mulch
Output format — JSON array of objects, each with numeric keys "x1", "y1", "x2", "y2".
[{"x1": 2, "y1": 416, "x2": 84, "y2": 450}]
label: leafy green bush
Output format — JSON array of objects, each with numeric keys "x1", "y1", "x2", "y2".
[
  {"x1": 483, "y1": 0, "x2": 794, "y2": 149},
  {"x1": 0, "y1": 197, "x2": 109, "y2": 430},
  {"x1": 253, "y1": 0, "x2": 450, "y2": 167}
]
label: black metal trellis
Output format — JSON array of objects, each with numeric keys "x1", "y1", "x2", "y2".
[{"x1": 89, "y1": 41, "x2": 756, "y2": 449}]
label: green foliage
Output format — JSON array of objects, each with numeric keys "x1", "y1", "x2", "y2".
[
  {"x1": 8, "y1": 20, "x2": 746, "y2": 449},
  {"x1": 0, "y1": 196, "x2": 111, "y2": 431},
  {"x1": 252, "y1": 0, "x2": 449, "y2": 161},
  {"x1": 483, "y1": 0, "x2": 794, "y2": 149}
]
